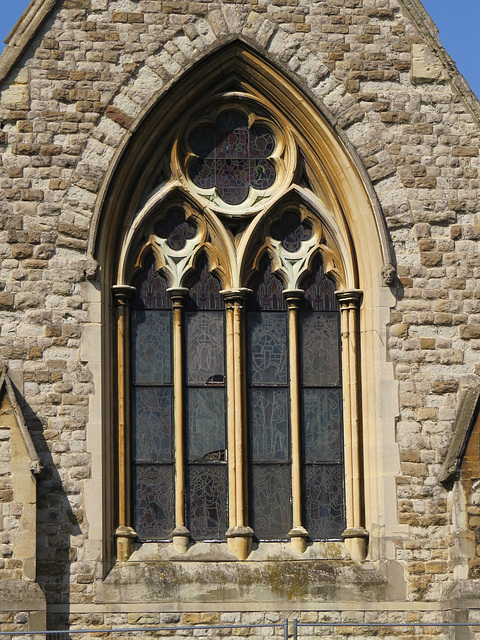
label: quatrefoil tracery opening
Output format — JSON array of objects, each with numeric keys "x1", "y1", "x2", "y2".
[{"x1": 188, "y1": 110, "x2": 277, "y2": 207}]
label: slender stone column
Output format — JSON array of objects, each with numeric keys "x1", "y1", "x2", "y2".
[
  {"x1": 284, "y1": 289, "x2": 309, "y2": 553},
  {"x1": 112, "y1": 284, "x2": 137, "y2": 562},
  {"x1": 335, "y1": 289, "x2": 368, "y2": 561},
  {"x1": 168, "y1": 287, "x2": 190, "y2": 553},
  {"x1": 222, "y1": 288, "x2": 253, "y2": 560}
]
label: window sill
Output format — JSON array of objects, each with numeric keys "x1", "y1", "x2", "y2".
[{"x1": 129, "y1": 540, "x2": 349, "y2": 563}]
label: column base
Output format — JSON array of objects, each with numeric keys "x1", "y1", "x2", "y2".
[
  {"x1": 115, "y1": 526, "x2": 137, "y2": 562},
  {"x1": 288, "y1": 526, "x2": 309, "y2": 554},
  {"x1": 342, "y1": 526, "x2": 369, "y2": 562},
  {"x1": 172, "y1": 526, "x2": 190, "y2": 554},
  {"x1": 226, "y1": 526, "x2": 254, "y2": 560}
]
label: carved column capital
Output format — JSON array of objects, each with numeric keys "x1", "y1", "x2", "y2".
[
  {"x1": 335, "y1": 289, "x2": 363, "y2": 309},
  {"x1": 221, "y1": 288, "x2": 252, "y2": 308},
  {"x1": 167, "y1": 287, "x2": 188, "y2": 308},
  {"x1": 283, "y1": 289, "x2": 304, "y2": 310},
  {"x1": 112, "y1": 284, "x2": 136, "y2": 306}
]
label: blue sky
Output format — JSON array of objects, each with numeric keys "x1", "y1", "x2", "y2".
[{"x1": 0, "y1": 1, "x2": 479, "y2": 98}]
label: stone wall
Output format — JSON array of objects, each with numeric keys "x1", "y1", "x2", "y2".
[{"x1": 0, "y1": 0, "x2": 479, "y2": 632}]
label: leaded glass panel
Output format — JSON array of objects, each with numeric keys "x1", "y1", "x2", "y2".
[
  {"x1": 131, "y1": 310, "x2": 172, "y2": 385},
  {"x1": 250, "y1": 465, "x2": 291, "y2": 540},
  {"x1": 300, "y1": 312, "x2": 340, "y2": 386},
  {"x1": 302, "y1": 256, "x2": 338, "y2": 311},
  {"x1": 132, "y1": 257, "x2": 170, "y2": 310},
  {"x1": 247, "y1": 313, "x2": 288, "y2": 385},
  {"x1": 302, "y1": 388, "x2": 343, "y2": 463},
  {"x1": 186, "y1": 388, "x2": 226, "y2": 462},
  {"x1": 185, "y1": 312, "x2": 225, "y2": 385},
  {"x1": 154, "y1": 209, "x2": 196, "y2": 251},
  {"x1": 248, "y1": 257, "x2": 285, "y2": 311},
  {"x1": 249, "y1": 126, "x2": 275, "y2": 158},
  {"x1": 185, "y1": 258, "x2": 223, "y2": 310},
  {"x1": 249, "y1": 388, "x2": 289, "y2": 462},
  {"x1": 303, "y1": 465, "x2": 345, "y2": 540},
  {"x1": 271, "y1": 212, "x2": 313, "y2": 253},
  {"x1": 187, "y1": 465, "x2": 228, "y2": 540},
  {"x1": 132, "y1": 387, "x2": 173, "y2": 463},
  {"x1": 134, "y1": 464, "x2": 175, "y2": 541}
]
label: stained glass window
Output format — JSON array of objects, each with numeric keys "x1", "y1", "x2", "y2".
[
  {"x1": 188, "y1": 110, "x2": 276, "y2": 205},
  {"x1": 184, "y1": 257, "x2": 227, "y2": 541},
  {"x1": 247, "y1": 256, "x2": 291, "y2": 541},
  {"x1": 131, "y1": 256, "x2": 174, "y2": 541},
  {"x1": 154, "y1": 209, "x2": 196, "y2": 251},
  {"x1": 300, "y1": 255, "x2": 345, "y2": 539},
  {"x1": 271, "y1": 211, "x2": 313, "y2": 253}
]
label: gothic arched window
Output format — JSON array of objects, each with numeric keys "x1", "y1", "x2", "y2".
[{"x1": 113, "y1": 99, "x2": 363, "y2": 561}]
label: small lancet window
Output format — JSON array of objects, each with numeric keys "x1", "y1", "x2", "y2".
[
  {"x1": 300, "y1": 256, "x2": 345, "y2": 539},
  {"x1": 247, "y1": 256, "x2": 291, "y2": 540},
  {"x1": 130, "y1": 256, "x2": 174, "y2": 541},
  {"x1": 184, "y1": 257, "x2": 227, "y2": 541}
]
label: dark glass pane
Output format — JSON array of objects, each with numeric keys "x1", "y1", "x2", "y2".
[
  {"x1": 188, "y1": 111, "x2": 276, "y2": 206},
  {"x1": 303, "y1": 465, "x2": 345, "y2": 540},
  {"x1": 187, "y1": 465, "x2": 228, "y2": 540},
  {"x1": 185, "y1": 258, "x2": 223, "y2": 310},
  {"x1": 250, "y1": 465, "x2": 291, "y2": 540},
  {"x1": 186, "y1": 388, "x2": 226, "y2": 462},
  {"x1": 249, "y1": 126, "x2": 275, "y2": 157},
  {"x1": 216, "y1": 159, "x2": 250, "y2": 205},
  {"x1": 271, "y1": 212, "x2": 313, "y2": 253},
  {"x1": 185, "y1": 311, "x2": 224, "y2": 385},
  {"x1": 302, "y1": 256, "x2": 338, "y2": 311},
  {"x1": 132, "y1": 387, "x2": 173, "y2": 463},
  {"x1": 215, "y1": 112, "x2": 248, "y2": 159},
  {"x1": 189, "y1": 125, "x2": 215, "y2": 159},
  {"x1": 302, "y1": 388, "x2": 343, "y2": 463},
  {"x1": 134, "y1": 464, "x2": 174, "y2": 540},
  {"x1": 250, "y1": 159, "x2": 276, "y2": 192},
  {"x1": 131, "y1": 310, "x2": 171, "y2": 384},
  {"x1": 190, "y1": 158, "x2": 216, "y2": 190},
  {"x1": 248, "y1": 257, "x2": 285, "y2": 310},
  {"x1": 132, "y1": 257, "x2": 169, "y2": 310},
  {"x1": 247, "y1": 312, "x2": 287, "y2": 385},
  {"x1": 249, "y1": 388, "x2": 289, "y2": 462},
  {"x1": 301, "y1": 312, "x2": 340, "y2": 386},
  {"x1": 154, "y1": 209, "x2": 196, "y2": 251}
]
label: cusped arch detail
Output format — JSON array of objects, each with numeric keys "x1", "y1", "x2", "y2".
[
  {"x1": 237, "y1": 186, "x2": 353, "y2": 291},
  {"x1": 118, "y1": 184, "x2": 234, "y2": 290}
]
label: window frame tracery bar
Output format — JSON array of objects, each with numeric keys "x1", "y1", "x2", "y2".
[
  {"x1": 168, "y1": 287, "x2": 190, "y2": 553},
  {"x1": 112, "y1": 284, "x2": 137, "y2": 562},
  {"x1": 335, "y1": 289, "x2": 368, "y2": 561},
  {"x1": 283, "y1": 289, "x2": 309, "y2": 553},
  {"x1": 222, "y1": 288, "x2": 254, "y2": 560}
]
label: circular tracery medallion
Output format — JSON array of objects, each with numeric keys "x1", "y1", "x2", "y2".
[
  {"x1": 180, "y1": 99, "x2": 296, "y2": 215},
  {"x1": 188, "y1": 110, "x2": 277, "y2": 206}
]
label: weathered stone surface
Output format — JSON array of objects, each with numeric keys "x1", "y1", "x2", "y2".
[{"x1": 0, "y1": 0, "x2": 479, "y2": 631}]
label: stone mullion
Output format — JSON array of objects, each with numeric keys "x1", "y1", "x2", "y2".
[
  {"x1": 222, "y1": 288, "x2": 253, "y2": 561},
  {"x1": 112, "y1": 284, "x2": 137, "y2": 562},
  {"x1": 168, "y1": 287, "x2": 190, "y2": 553},
  {"x1": 284, "y1": 289, "x2": 309, "y2": 554},
  {"x1": 335, "y1": 289, "x2": 368, "y2": 562}
]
